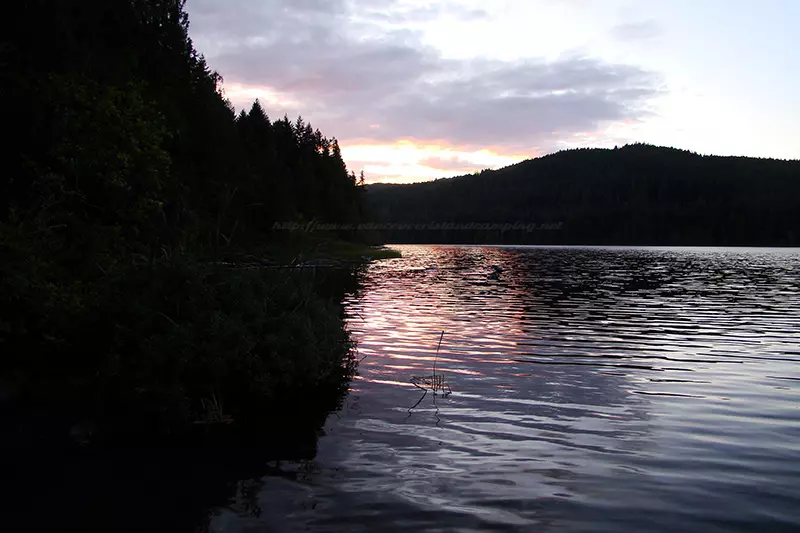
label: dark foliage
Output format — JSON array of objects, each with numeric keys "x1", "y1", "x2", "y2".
[
  {"x1": 0, "y1": 0, "x2": 364, "y2": 443},
  {"x1": 366, "y1": 144, "x2": 800, "y2": 245}
]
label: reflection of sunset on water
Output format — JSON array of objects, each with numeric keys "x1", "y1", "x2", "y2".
[{"x1": 318, "y1": 245, "x2": 800, "y2": 531}]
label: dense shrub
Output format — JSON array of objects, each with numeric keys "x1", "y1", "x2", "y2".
[
  {"x1": 0, "y1": 0, "x2": 366, "y2": 446},
  {"x1": 0, "y1": 248, "x2": 357, "y2": 443}
]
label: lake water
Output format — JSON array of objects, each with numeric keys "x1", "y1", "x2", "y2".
[{"x1": 209, "y1": 245, "x2": 800, "y2": 532}]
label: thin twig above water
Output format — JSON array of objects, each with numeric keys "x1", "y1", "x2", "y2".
[{"x1": 409, "y1": 331, "x2": 452, "y2": 401}]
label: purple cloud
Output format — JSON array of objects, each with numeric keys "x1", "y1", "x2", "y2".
[{"x1": 187, "y1": 0, "x2": 661, "y2": 153}]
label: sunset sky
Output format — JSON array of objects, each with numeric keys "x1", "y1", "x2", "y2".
[{"x1": 186, "y1": 0, "x2": 799, "y2": 183}]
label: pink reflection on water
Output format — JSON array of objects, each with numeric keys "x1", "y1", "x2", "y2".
[
  {"x1": 443, "y1": 368, "x2": 484, "y2": 376},
  {"x1": 383, "y1": 364, "x2": 418, "y2": 371},
  {"x1": 375, "y1": 354, "x2": 461, "y2": 364},
  {"x1": 354, "y1": 376, "x2": 418, "y2": 389}
]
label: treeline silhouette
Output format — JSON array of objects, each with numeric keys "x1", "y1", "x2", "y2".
[
  {"x1": 4, "y1": 1, "x2": 365, "y2": 255},
  {"x1": 1, "y1": 0, "x2": 363, "y2": 446},
  {"x1": 367, "y1": 144, "x2": 800, "y2": 246}
]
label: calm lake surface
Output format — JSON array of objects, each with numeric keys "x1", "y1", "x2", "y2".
[{"x1": 210, "y1": 245, "x2": 800, "y2": 532}]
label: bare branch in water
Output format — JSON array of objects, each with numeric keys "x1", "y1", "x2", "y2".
[
  {"x1": 409, "y1": 331, "x2": 452, "y2": 402},
  {"x1": 433, "y1": 330, "x2": 444, "y2": 381}
]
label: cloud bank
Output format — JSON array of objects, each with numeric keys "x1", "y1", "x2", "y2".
[{"x1": 187, "y1": 0, "x2": 661, "y2": 178}]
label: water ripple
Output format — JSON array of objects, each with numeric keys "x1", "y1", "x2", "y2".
[{"x1": 212, "y1": 246, "x2": 800, "y2": 532}]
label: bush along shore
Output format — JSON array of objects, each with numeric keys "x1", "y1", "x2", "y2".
[
  {"x1": 1, "y1": 0, "x2": 390, "y2": 450},
  {"x1": 2, "y1": 256, "x2": 361, "y2": 449}
]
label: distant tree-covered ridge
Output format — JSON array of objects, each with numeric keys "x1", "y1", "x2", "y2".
[{"x1": 366, "y1": 144, "x2": 800, "y2": 246}]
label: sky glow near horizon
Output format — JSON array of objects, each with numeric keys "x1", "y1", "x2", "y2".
[{"x1": 187, "y1": 0, "x2": 800, "y2": 183}]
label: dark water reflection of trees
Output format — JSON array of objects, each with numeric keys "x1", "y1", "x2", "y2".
[{"x1": 3, "y1": 267, "x2": 366, "y2": 533}]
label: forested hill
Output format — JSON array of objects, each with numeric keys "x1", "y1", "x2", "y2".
[
  {"x1": 366, "y1": 144, "x2": 800, "y2": 246},
  {"x1": 1, "y1": 0, "x2": 368, "y2": 447},
  {"x1": 3, "y1": 0, "x2": 366, "y2": 258}
]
